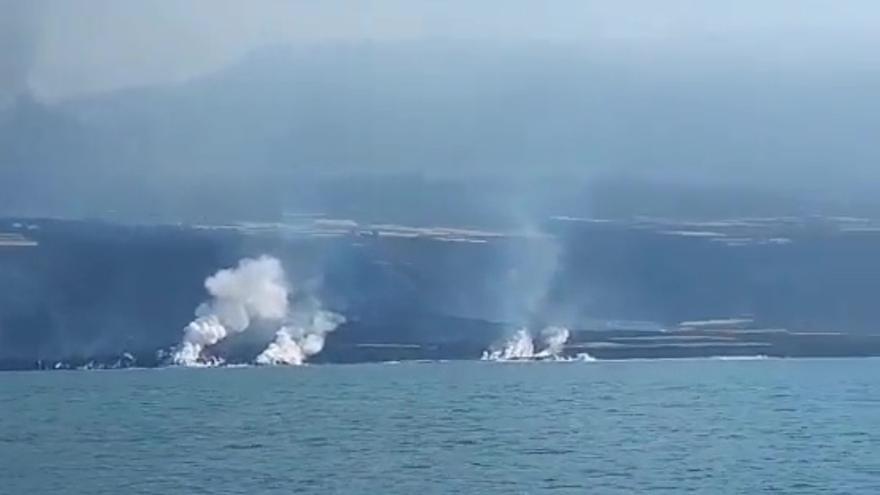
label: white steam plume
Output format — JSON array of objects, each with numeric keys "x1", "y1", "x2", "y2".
[
  {"x1": 481, "y1": 326, "x2": 571, "y2": 361},
  {"x1": 483, "y1": 328, "x2": 535, "y2": 360},
  {"x1": 172, "y1": 255, "x2": 290, "y2": 366},
  {"x1": 255, "y1": 310, "x2": 345, "y2": 366},
  {"x1": 535, "y1": 326, "x2": 570, "y2": 357}
]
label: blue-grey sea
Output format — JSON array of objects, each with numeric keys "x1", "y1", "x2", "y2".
[{"x1": 2, "y1": 359, "x2": 879, "y2": 494}]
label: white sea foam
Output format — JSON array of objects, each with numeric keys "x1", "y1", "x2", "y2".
[{"x1": 711, "y1": 355, "x2": 770, "y2": 361}]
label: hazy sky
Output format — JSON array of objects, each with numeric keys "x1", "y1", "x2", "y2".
[
  {"x1": 2, "y1": 0, "x2": 880, "y2": 221},
  {"x1": 5, "y1": 0, "x2": 880, "y2": 101}
]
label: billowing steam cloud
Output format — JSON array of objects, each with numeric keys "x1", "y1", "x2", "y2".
[
  {"x1": 485, "y1": 328, "x2": 535, "y2": 360},
  {"x1": 481, "y1": 326, "x2": 571, "y2": 361},
  {"x1": 172, "y1": 255, "x2": 342, "y2": 366},
  {"x1": 536, "y1": 326, "x2": 570, "y2": 357},
  {"x1": 256, "y1": 310, "x2": 345, "y2": 365},
  {"x1": 172, "y1": 256, "x2": 289, "y2": 365}
]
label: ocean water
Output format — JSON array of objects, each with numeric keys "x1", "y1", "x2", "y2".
[{"x1": 2, "y1": 359, "x2": 879, "y2": 494}]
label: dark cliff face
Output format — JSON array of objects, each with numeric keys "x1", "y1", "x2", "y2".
[
  {"x1": 2, "y1": 216, "x2": 880, "y2": 366},
  {"x1": 0, "y1": 221, "x2": 228, "y2": 360}
]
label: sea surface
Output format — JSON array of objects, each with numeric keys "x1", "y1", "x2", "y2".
[{"x1": 2, "y1": 358, "x2": 879, "y2": 494}]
